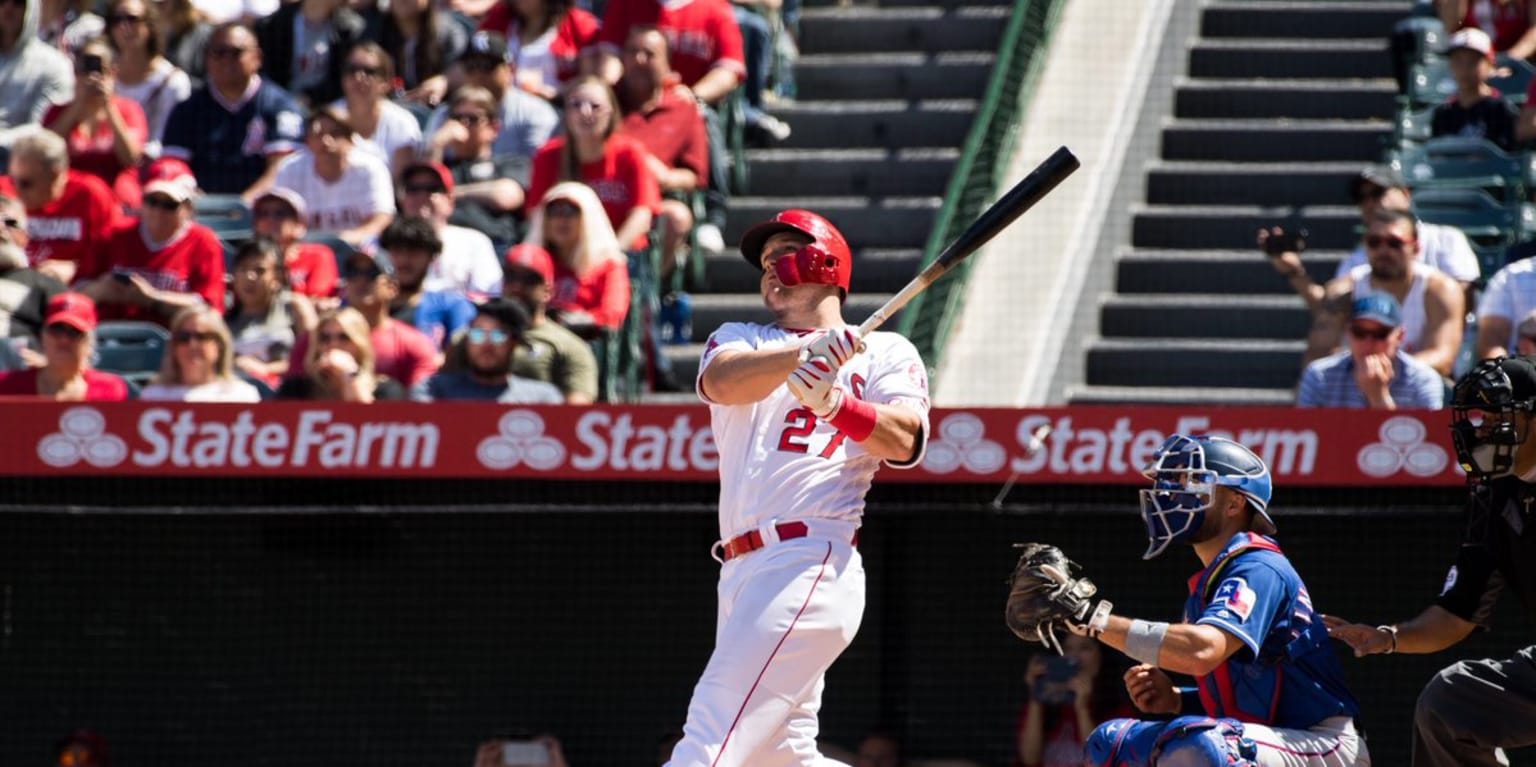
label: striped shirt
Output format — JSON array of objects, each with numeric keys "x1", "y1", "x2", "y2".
[{"x1": 1297, "y1": 350, "x2": 1444, "y2": 409}]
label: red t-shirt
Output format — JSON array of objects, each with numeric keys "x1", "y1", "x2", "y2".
[
  {"x1": 0, "y1": 170, "x2": 124, "y2": 271},
  {"x1": 0, "y1": 368, "x2": 129, "y2": 400},
  {"x1": 527, "y1": 134, "x2": 662, "y2": 250},
  {"x1": 285, "y1": 242, "x2": 339, "y2": 299},
  {"x1": 550, "y1": 256, "x2": 631, "y2": 330},
  {"x1": 85, "y1": 221, "x2": 227, "y2": 323},
  {"x1": 43, "y1": 98, "x2": 150, "y2": 210},
  {"x1": 621, "y1": 87, "x2": 710, "y2": 183},
  {"x1": 285, "y1": 316, "x2": 440, "y2": 387},
  {"x1": 479, "y1": 5, "x2": 601, "y2": 83},
  {"x1": 596, "y1": 0, "x2": 747, "y2": 88},
  {"x1": 1462, "y1": 0, "x2": 1533, "y2": 51}
]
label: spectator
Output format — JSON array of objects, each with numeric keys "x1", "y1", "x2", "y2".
[
  {"x1": 503, "y1": 242, "x2": 598, "y2": 403},
  {"x1": 1303, "y1": 209, "x2": 1465, "y2": 379},
  {"x1": 854, "y1": 732, "x2": 903, "y2": 767},
  {"x1": 619, "y1": 25, "x2": 713, "y2": 280},
  {"x1": 1015, "y1": 635, "x2": 1132, "y2": 767},
  {"x1": 591, "y1": 0, "x2": 745, "y2": 110},
  {"x1": 422, "y1": 32, "x2": 559, "y2": 164},
  {"x1": 1298, "y1": 293, "x2": 1444, "y2": 409},
  {"x1": 249, "y1": 186, "x2": 339, "y2": 303},
  {"x1": 1433, "y1": 27, "x2": 1519, "y2": 150},
  {"x1": 379, "y1": 216, "x2": 476, "y2": 350},
  {"x1": 0, "y1": 128, "x2": 123, "y2": 286},
  {"x1": 1517, "y1": 309, "x2": 1536, "y2": 355},
  {"x1": 421, "y1": 87, "x2": 531, "y2": 253},
  {"x1": 54, "y1": 728, "x2": 110, "y2": 767},
  {"x1": 397, "y1": 160, "x2": 505, "y2": 298},
  {"x1": 43, "y1": 38, "x2": 149, "y2": 210},
  {"x1": 150, "y1": 0, "x2": 211, "y2": 86},
  {"x1": 412, "y1": 296, "x2": 563, "y2": 402},
  {"x1": 0, "y1": 194, "x2": 65, "y2": 364},
  {"x1": 225, "y1": 237, "x2": 316, "y2": 386},
  {"x1": 0, "y1": 292, "x2": 128, "y2": 400},
  {"x1": 729, "y1": 0, "x2": 791, "y2": 143},
  {"x1": 192, "y1": 0, "x2": 277, "y2": 26},
  {"x1": 477, "y1": 0, "x2": 600, "y2": 99},
  {"x1": 161, "y1": 22, "x2": 305, "y2": 197},
  {"x1": 276, "y1": 306, "x2": 407, "y2": 401},
  {"x1": 524, "y1": 181, "x2": 631, "y2": 333},
  {"x1": 107, "y1": 0, "x2": 192, "y2": 160},
  {"x1": 370, "y1": 0, "x2": 466, "y2": 110},
  {"x1": 333, "y1": 42, "x2": 421, "y2": 176},
  {"x1": 76, "y1": 158, "x2": 225, "y2": 325},
  {"x1": 1474, "y1": 250, "x2": 1536, "y2": 358},
  {"x1": 253, "y1": 0, "x2": 366, "y2": 108},
  {"x1": 38, "y1": 0, "x2": 104, "y2": 56},
  {"x1": 272, "y1": 106, "x2": 396, "y2": 247},
  {"x1": 528, "y1": 76, "x2": 659, "y2": 251},
  {"x1": 1438, "y1": 0, "x2": 1536, "y2": 60},
  {"x1": 139, "y1": 304, "x2": 261, "y2": 400},
  {"x1": 0, "y1": 0, "x2": 74, "y2": 152}
]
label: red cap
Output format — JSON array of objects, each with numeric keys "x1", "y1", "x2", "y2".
[
  {"x1": 45, "y1": 292, "x2": 98, "y2": 333},
  {"x1": 504, "y1": 243, "x2": 555, "y2": 285},
  {"x1": 403, "y1": 161, "x2": 455, "y2": 197},
  {"x1": 142, "y1": 157, "x2": 199, "y2": 203}
]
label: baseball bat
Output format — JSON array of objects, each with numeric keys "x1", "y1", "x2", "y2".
[{"x1": 856, "y1": 146, "x2": 1081, "y2": 337}]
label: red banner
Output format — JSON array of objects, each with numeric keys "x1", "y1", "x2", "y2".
[{"x1": 0, "y1": 402, "x2": 1463, "y2": 486}]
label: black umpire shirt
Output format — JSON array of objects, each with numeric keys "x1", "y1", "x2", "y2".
[{"x1": 1438, "y1": 477, "x2": 1536, "y2": 626}]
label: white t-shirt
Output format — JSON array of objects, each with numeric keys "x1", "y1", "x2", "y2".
[
  {"x1": 273, "y1": 148, "x2": 396, "y2": 236},
  {"x1": 116, "y1": 59, "x2": 192, "y2": 158},
  {"x1": 696, "y1": 324, "x2": 931, "y2": 540},
  {"x1": 330, "y1": 99, "x2": 423, "y2": 172},
  {"x1": 1333, "y1": 221, "x2": 1480, "y2": 283},
  {"x1": 1477, "y1": 257, "x2": 1536, "y2": 350},
  {"x1": 1350, "y1": 262, "x2": 1435, "y2": 354},
  {"x1": 427, "y1": 225, "x2": 504, "y2": 299},
  {"x1": 192, "y1": 0, "x2": 279, "y2": 24},
  {"x1": 511, "y1": 24, "x2": 560, "y2": 95},
  {"x1": 140, "y1": 378, "x2": 262, "y2": 402}
]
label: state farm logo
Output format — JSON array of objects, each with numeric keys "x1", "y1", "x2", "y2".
[
  {"x1": 1357, "y1": 416, "x2": 1449, "y2": 477},
  {"x1": 37, "y1": 407, "x2": 127, "y2": 468},
  {"x1": 923, "y1": 413, "x2": 1006, "y2": 474},
  {"x1": 477, "y1": 410, "x2": 566, "y2": 470}
]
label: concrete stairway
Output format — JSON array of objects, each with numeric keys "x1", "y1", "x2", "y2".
[
  {"x1": 1066, "y1": 0, "x2": 1409, "y2": 405},
  {"x1": 654, "y1": 0, "x2": 1011, "y2": 394}
]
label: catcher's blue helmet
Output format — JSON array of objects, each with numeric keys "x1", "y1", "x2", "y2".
[{"x1": 1138, "y1": 434, "x2": 1274, "y2": 559}]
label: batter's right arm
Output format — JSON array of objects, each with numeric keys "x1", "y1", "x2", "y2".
[{"x1": 699, "y1": 346, "x2": 805, "y2": 405}]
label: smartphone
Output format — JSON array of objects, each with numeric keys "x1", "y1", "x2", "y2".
[
  {"x1": 82, "y1": 53, "x2": 104, "y2": 74},
  {"x1": 501, "y1": 740, "x2": 551, "y2": 767},
  {"x1": 1263, "y1": 226, "x2": 1308, "y2": 257},
  {"x1": 1032, "y1": 655, "x2": 1080, "y2": 706},
  {"x1": 1044, "y1": 654, "x2": 1080, "y2": 682}
]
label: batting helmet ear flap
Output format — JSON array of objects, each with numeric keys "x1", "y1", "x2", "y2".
[{"x1": 739, "y1": 209, "x2": 853, "y2": 293}]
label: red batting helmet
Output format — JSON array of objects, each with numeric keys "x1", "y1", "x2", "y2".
[{"x1": 739, "y1": 209, "x2": 853, "y2": 294}]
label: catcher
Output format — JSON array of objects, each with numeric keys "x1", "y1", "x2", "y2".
[{"x1": 1005, "y1": 434, "x2": 1369, "y2": 767}]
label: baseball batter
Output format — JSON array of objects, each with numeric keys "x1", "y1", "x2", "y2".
[
  {"x1": 1005, "y1": 435, "x2": 1369, "y2": 767},
  {"x1": 665, "y1": 210, "x2": 930, "y2": 767}
]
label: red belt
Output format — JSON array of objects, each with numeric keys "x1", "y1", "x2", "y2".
[{"x1": 720, "y1": 522, "x2": 858, "y2": 562}]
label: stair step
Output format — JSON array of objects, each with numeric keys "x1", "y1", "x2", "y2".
[
  {"x1": 1162, "y1": 120, "x2": 1391, "y2": 162},
  {"x1": 1175, "y1": 79, "x2": 1398, "y2": 120},
  {"x1": 1100, "y1": 294, "x2": 1310, "y2": 339},
  {"x1": 1065, "y1": 384, "x2": 1297, "y2": 406},
  {"x1": 747, "y1": 148, "x2": 957, "y2": 197},
  {"x1": 770, "y1": 99, "x2": 977, "y2": 149},
  {"x1": 703, "y1": 247, "x2": 924, "y2": 294},
  {"x1": 1132, "y1": 204, "x2": 1360, "y2": 250},
  {"x1": 1199, "y1": 1, "x2": 1413, "y2": 40},
  {"x1": 724, "y1": 196, "x2": 941, "y2": 249},
  {"x1": 1145, "y1": 161, "x2": 1367, "y2": 206},
  {"x1": 796, "y1": 52, "x2": 994, "y2": 101},
  {"x1": 798, "y1": 6, "x2": 1011, "y2": 54},
  {"x1": 1085, "y1": 338, "x2": 1305, "y2": 389},
  {"x1": 1114, "y1": 248, "x2": 1347, "y2": 295},
  {"x1": 1188, "y1": 38, "x2": 1394, "y2": 80}
]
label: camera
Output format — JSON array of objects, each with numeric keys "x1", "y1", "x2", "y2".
[
  {"x1": 82, "y1": 54, "x2": 104, "y2": 74},
  {"x1": 1031, "y1": 655, "x2": 1080, "y2": 706},
  {"x1": 501, "y1": 740, "x2": 551, "y2": 767},
  {"x1": 1263, "y1": 226, "x2": 1308, "y2": 257}
]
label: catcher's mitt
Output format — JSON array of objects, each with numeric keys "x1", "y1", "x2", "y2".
[{"x1": 1004, "y1": 543, "x2": 1111, "y2": 654}]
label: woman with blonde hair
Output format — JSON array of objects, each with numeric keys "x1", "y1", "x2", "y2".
[
  {"x1": 140, "y1": 304, "x2": 262, "y2": 401},
  {"x1": 276, "y1": 307, "x2": 406, "y2": 402},
  {"x1": 523, "y1": 180, "x2": 630, "y2": 334}
]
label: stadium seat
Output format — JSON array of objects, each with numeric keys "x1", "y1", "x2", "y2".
[
  {"x1": 1392, "y1": 136, "x2": 1535, "y2": 203},
  {"x1": 1495, "y1": 56, "x2": 1535, "y2": 106},
  {"x1": 1394, "y1": 104, "x2": 1436, "y2": 148},
  {"x1": 1412, "y1": 186, "x2": 1536, "y2": 249},
  {"x1": 194, "y1": 194, "x2": 253, "y2": 241},
  {"x1": 1406, "y1": 59, "x2": 1455, "y2": 108},
  {"x1": 92, "y1": 321, "x2": 170, "y2": 386}
]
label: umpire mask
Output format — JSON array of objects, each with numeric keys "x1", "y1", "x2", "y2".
[{"x1": 1450, "y1": 357, "x2": 1536, "y2": 480}]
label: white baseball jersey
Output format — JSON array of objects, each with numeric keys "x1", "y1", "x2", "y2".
[
  {"x1": 696, "y1": 322, "x2": 931, "y2": 540},
  {"x1": 272, "y1": 148, "x2": 395, "y2": 237}
]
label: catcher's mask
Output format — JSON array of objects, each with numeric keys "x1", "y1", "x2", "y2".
[
  {"x1": 1138, "y1": 434, "x2": 1274, "y2": 560},
  {"x1": 1450, "y1": 357, "x2": 1536, "y2": 480}
]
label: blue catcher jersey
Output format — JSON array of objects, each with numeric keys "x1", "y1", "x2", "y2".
[{"x1": 1183, "y1": 532, "x2": 1361, "y2": 728}]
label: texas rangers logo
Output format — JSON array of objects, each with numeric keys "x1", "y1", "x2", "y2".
[
  {"x1": 476, "y1": 410, "x2": 566, "y2": 470},
  {"x1": 1212, "y1": 577, "x2": 1257, "y2": 622},
  {"x1": 922, "y1": 412, "x2": 1005, "y2": 474},
  {"x1": 36, "y1": 407, "x2": 127, "y2": 468},
  {"x1": 1356, "y1": 416, "x2": 1449, "y2": 478}
]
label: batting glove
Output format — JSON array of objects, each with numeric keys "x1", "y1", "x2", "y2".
[
  {"x1": 787, "y1": 356, "x2": 844, "y2": 419},
  {"x1": 800, "y1": 327, "x2": 860, "y2": 369}
]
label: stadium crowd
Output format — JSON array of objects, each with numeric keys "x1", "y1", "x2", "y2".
[{"x1": 0, "y1": 0, "x2": 801, "y2": 402}]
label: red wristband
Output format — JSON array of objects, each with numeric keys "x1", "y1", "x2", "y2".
[{"x1": 827, "y1": 394, "x2": 877, "y2": 442}]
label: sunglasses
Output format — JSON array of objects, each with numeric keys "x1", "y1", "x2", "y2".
[
  {"x1": 1, "y1": 216, "x2": 20, "y2": 230},
  {"x1": 208, "y1": 45, "x2": 250, "y2": 59},
  {"x1": 545, "y1": 202, "x2": 580, "y2": 218},
  {"x1": 344, "y1": 267, "x2": 383, "y2": 281},
  {"x1": 467, "y1": 328, "x2": 511, "y2": 345},
  {"x1": 173, "y1": 330, "x2": 219, "y2": 345},
  {"x1": 143, "y1": 195, "x2": 181, "y2": 211},
  {"x1": 108, "y1": 13, "x2": 145, "y2": 25},
  {"x1": 0, "y1": 0, "x2": 28, "y2": 7},
  {"x1": 344, "y1": 63, "x2": 382, "y2": 78},
  {"x1": 252, "y1": 207, "x2": 296, "y2": 221},
  {"x1": 403, "y1": 184, "x2": 444, "y2": 195},
  {"x1": 504, "y1": 269, "x2": 545, "y2": 285},
  {"x1": 45, "y1": 323, "x2": 84, "y2": 339},
  {"x1": 449, "y1": 112, "x2": 489, "y2": 126},
  {"x1": 316, "y1": 331, "x2": 350, "y2": 344},
  {"x1": 1364, "y1": 234, "x2": 1413, "y2": 250},
  {"x1": 1348, "y1": 325, "x2": 1393, "y2": 341}
]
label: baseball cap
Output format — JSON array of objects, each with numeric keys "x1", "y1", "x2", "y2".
[
  {"x1": 343, "y1": 248, "x2": 395, "y2": 280},
  {"x1": 464, "y1": 31, "x2": 511, "y2": 64},
  {"x1": 1352, "y1": 292, "x2": 1402, "y2": 328},
  {"x1": 504, "y1": 243, "x2": 555, "y2": 285},
  {"x1": 44, "y1": 292, "x2": 98, "y2": 333},
  {"x1": 142, "y1": 157, "x2": 199, "y2": 203},
  {"x1": 476, "y1": 296, "x2": 530, "y2": 336},
  {"x1": 1349, "y1": 165, "x2": 1407, "y2": 202},
  {"x1": 252, "y1": 186, "x2": 308, "y2": 220},
  {"x1": 1445, "y1": 26, "x2": 1495, "y2": 62},
  {"x1": 402, "y1": 161, "x2": 455, "y2": 197}
]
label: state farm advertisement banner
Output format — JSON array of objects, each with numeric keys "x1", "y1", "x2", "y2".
[{"x1": 0, "y1": 402, "x2": 1462, "y2": 486}]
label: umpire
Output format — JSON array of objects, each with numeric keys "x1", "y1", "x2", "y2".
[{"x1": 1324, "y1": 355, "x2": 1536, "y2": 767}]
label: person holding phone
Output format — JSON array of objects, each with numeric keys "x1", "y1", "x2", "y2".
[
  {"x1": 469, "y1": 734, "x2": 569, "y2": 767},
  {"x1": 43, "y1": 38, "x2": 149, "y2": 210},
  {"x1": 1015, "y1": 636, "x2": 1132, "y2": 767}
]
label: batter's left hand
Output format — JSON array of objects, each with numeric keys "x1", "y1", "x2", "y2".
[
  {"x1": 788, "y1": 356, "x2": 844, "y2": 419},
  {"x1": 802, "y1": 327, "x2": 860, "y2": 368}
]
